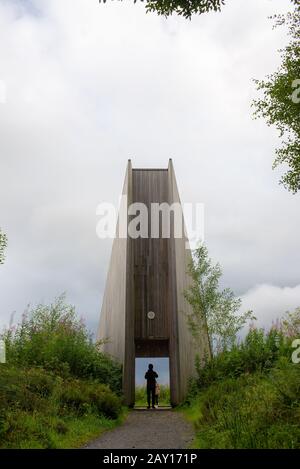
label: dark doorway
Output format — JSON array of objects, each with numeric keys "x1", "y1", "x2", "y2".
[{"x1": 135, "y1": 338, "x2": 169, "y2": 358}]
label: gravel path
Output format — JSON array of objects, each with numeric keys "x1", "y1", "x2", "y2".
[{"x1": 85, "y1": 409, "x2": 194, "y2": 449}]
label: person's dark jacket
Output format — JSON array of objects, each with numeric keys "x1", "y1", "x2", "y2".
[{"x1": 145, "y1": 370, "x2": 158, "y2": 389}]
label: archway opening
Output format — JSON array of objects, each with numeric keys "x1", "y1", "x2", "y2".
[{"x1": 135, "y1": 357, "x2": 170, "y2": 408}]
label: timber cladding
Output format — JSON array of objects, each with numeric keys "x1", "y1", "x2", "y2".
[{"x1": 132, "y1": 169, "x2": 170, "y2": 342}]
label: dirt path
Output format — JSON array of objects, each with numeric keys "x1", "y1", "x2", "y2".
[{"x1": 85, "y1": 409, "x2": 194, "y2": 449}]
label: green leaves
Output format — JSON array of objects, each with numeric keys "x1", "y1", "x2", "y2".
[
  {"x1": 100, "y1": 1, "x2": 225, "y2": 19},
  {"x1": 144, "y1": 0, "x2": 225, "y2": 18},
  {"x1": 1, "y1": 295, "x2": 122, "y2": 394},
  {"x1": 253, "y1": 2, "x2": 300, "y2": 193},
  {"x1": 184, "y1": 244, "x2": 254, "y2": 354}
]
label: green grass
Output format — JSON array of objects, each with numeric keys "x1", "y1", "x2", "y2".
[
  {"x1": 179, "y1": 323, "x2": 300, "y2": 448},
  {"x1": 2, "y1": 295, "x2": 122, "y2": 394},
  {"x1": 0, "y1": 366, "x2": 125, "y2": 449},
  {"x1": 2, "y1": 411, "x2": 124, "y2": 449},
  {"x1": 0, "y1": 296, "x2": 124, "y2": 448},
  {"x1": 181, "y1": 359, "x2": 300, "y2": 448},
  {"x1": 135, "y1": 385, "x2": 170, "y2": 406}
]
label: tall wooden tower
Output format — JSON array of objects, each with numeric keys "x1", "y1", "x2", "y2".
[{"x1": 97, "y1": 160, "x2": 211, "y2": 406}]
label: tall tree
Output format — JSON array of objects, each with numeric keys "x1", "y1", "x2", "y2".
[
  {"x1": 100, "y1": 0, "x2": 225, "y2": 18},
  {"x1": 0, "y1": 229, "x2": 7, "y2": 265},
  {"x1": 253, "y1": 1, "x2": 300, "y2": 193},
  {"x1": 184, "y1": 244, "x2": 254, "y2": 353}
]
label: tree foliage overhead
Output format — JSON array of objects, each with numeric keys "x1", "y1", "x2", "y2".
[
  {"x1": 100, "y1": 0, "x2": 225, "y2": 19},
  {"x1": 253, "y1": 1, "x2": 300, "y2": 193},
  {"x1": 0, "y1": 229, "x2": 7, "y2": 265}
]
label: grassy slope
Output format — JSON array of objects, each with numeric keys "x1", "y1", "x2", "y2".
[
  {"x1": 2, "y1": 412, "x2": 123, "y2": 449},
  {"x1": 181, "y1": 361, "x2": 300, "y2": 449},
  {"x1": 0, "y1": 296, "x2": 125, "y2": 448},
  {"x1": 0, "y1": 366, "x2": 125, "y2": 449}
]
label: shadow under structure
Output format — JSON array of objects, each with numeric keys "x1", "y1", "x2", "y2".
[{"x1": 97, "y1": 159, "x2": 211, "y2": 406}]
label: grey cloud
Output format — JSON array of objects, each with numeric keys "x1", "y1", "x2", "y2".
[
  {"x1": 0, "y1": 0, "x2": 298, "y2": 340},
  {"x1": 241, "y1": 284, "x2": 300, "y2": 330}
]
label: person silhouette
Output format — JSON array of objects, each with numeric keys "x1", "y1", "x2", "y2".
[{"x1": 145, "y1": 363, "x2": 158, "y2": 409}]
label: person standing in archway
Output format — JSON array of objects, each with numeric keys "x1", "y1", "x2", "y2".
[{"x1": 145, "y1": 364, "x2": 158, "y2": 409}]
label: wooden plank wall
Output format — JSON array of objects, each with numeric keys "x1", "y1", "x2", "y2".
[{"x1": 132, "y1": 169, "x2": 170, "y2": 342}]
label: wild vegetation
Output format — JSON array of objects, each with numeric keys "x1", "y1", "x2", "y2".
[
  {"x1": 0, "y1": 296, "x2": 123, "y2": 449},
  {"x1": 182, "y1": 310, "x2": 300, "y2": 449},
  {"x1": 100, "y1": 1, "x2": 298, "y2": 20},
  {"x1": 183, "y1": 244, "x2": 300, "y2": 448},
  {"x1": 185, "y1": 244, "x2": 254, "y2": 354},
  {"x1": 253, "y1": 1, "x2": 300, "y2": 193},
  {"x1": 100, "y1": 0, "x2": 225, "y2": 19}
]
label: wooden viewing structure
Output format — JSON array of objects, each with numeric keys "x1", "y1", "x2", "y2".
[{"x1": 97, "y1": 160, "x2": 211, "y2": 406}]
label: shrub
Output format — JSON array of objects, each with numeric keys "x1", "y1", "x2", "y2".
[
  {"x1": 1, "y1": 295, "x2": 122, "y2": 394},
  {"x1": 194, "y1": 327, "x2": 294, "y2": 390},
  {"x1": 185, "y1": 364, "x2": 300, "y2": 448},
  {"x1": 0, "y1": 367, "x2": 53, "y2": 414},
  {"x1": 0, "y1": 296, "x2": 124, "y2": 448},
  {"x1": 58, "y1": 380, "x2": 121, "y2": 419},
  {"x1": 0, "y1": 365, "x2": 123, "y2": 448},
  {"x1": 183, "y1": 311, "x2": 300, "y2": 449}
]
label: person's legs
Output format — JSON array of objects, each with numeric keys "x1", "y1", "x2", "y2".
[
  {"x1": 151, "y1": 388, "x2": 155, "y2": 408},
  {"x1": 155, "y1": 394, "x2": 158, "y2": 405},
  {"x1": 147, "y1": 388, "x2": 151, "y2": 408}
]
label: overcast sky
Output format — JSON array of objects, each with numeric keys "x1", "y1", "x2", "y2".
[{"x1": 0, "y1": 0, "x2": 299, "y2": 350}]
